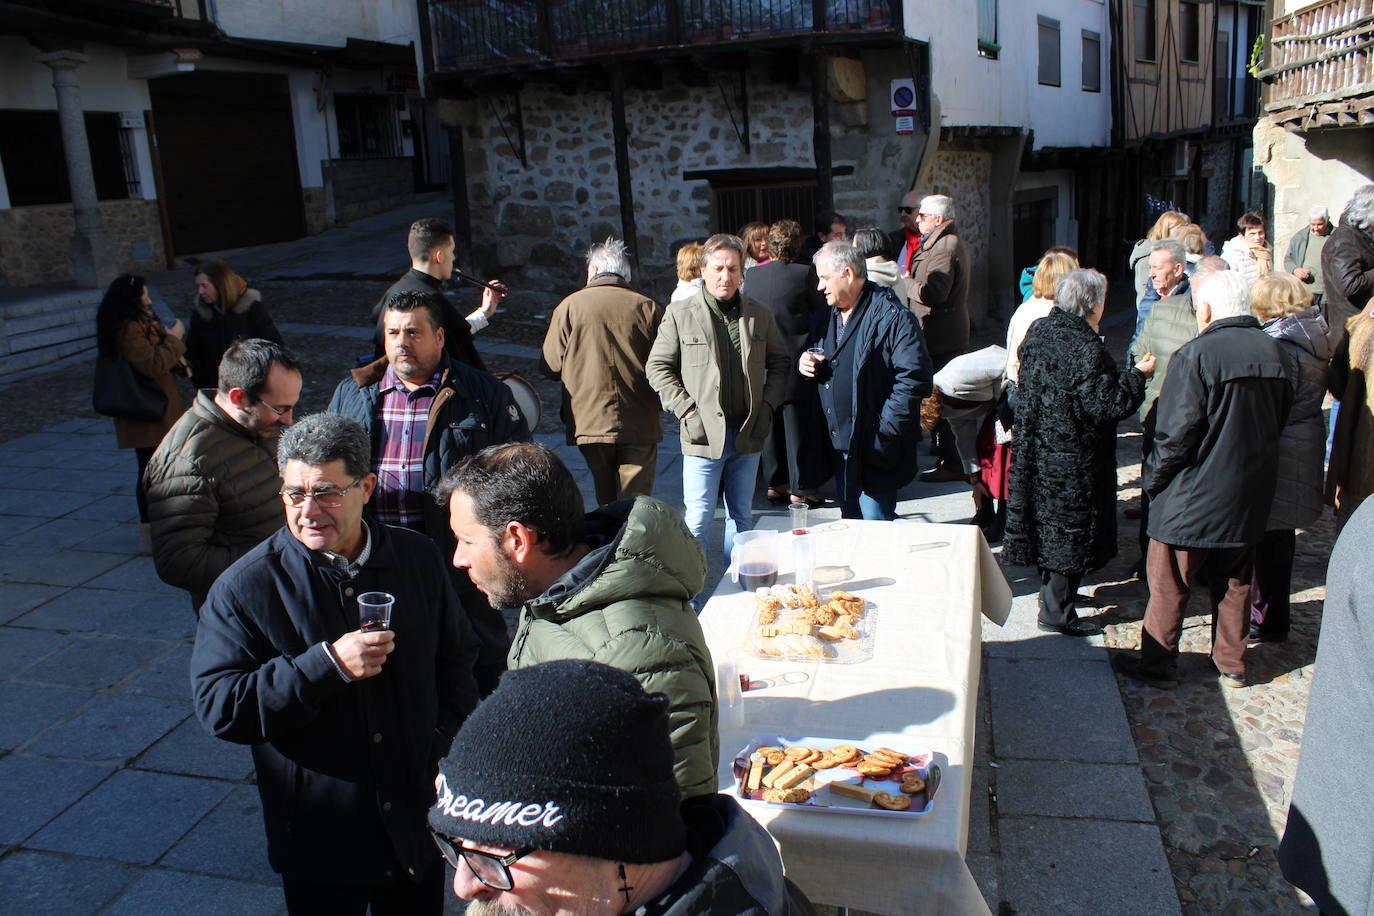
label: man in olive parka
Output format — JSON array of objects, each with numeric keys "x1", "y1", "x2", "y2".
[{"x1": 437, "y1": 442, "x2": 719, "y2": 798}]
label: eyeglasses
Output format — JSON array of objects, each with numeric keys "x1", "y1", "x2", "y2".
[
  {"x1": 429, "y1": 829, "x2": 534, "y2": 891},
  {"x1": 898, "y1": 206, "x2": 917, "y2": 214},
  {"x1": 252, "y1": 396, "x2": 293, "y2": 418},
  {"x1": 280, "y1": 477, "x2": 364, "y2": 508}
]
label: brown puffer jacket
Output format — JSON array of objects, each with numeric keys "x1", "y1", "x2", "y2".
[
  {"x1": 143, "y1": 391, "x2": 283, "y2": 609},
  {"x1": 907, "y1": 219, "x2": 972, "y2": 361}
]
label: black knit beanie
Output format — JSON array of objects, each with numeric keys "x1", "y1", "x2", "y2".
[{"x1": 428, "y1": 659, "x2": 687, "y2": 864}]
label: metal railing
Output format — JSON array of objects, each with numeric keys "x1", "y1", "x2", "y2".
[
  {"x1": 1261, "y1": 0, "x2": 1373, "y2": 112},
  {"x1": 429, "y1": 0, "x2": 898, "y2": 71}
]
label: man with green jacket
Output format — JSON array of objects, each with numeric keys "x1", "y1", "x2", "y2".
[
  {"x1": 437, "y1": 442, "x2": 720, "y2": 799},
  {"x1": 646, "y1": 233, "x2": 791, "y2": 570}
]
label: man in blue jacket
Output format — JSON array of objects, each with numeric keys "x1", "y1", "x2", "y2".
[
  {"x1": 191, "y1": 412, "x2": 481, "y2": 915},
  {"x1": 329, "y1": 290, "x2": 529, "y2": 694},
  {"x1": 798, "y1": 241, "x2": 933, "y2": 519}
]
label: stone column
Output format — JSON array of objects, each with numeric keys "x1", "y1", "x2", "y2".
[{"x1": 37, "y1": 48, "x2": 118, "y2": 289}]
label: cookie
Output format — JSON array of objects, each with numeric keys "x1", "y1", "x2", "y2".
[
  {"x1": 899, "y1": 774, "x2": 926, "y2": 795},
  {"x1": 757, "y1": 746, "x2": 786, "y2": 766},
  {"x1": 856, "y1": 761, "x2": 893, "y2": 778},
  {"x1": 873, "y1": 792, "x2": 911, "y2": 811}
]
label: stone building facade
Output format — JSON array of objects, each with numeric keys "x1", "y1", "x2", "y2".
[
  {"x1": 0, "y1": 200, "x2": 163, "y2": 287},
  {"x1": 444, "y1": 49, "x2": 933, "y2": 306}
]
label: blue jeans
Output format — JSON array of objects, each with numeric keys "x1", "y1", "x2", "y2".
[
  {"x1": 682, "y1": 428, "x2": 761, "y2": 567},
  {"x1": 833, "y1": 451, "x2": 898, "y2": 520}
]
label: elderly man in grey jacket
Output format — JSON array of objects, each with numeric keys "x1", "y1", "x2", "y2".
[{"x1": 647, "y1": 233, "x2": 790, "y2": 572}]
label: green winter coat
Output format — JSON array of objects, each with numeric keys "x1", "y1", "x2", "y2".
[
  {"x1": 507, "y1": 496, "x2": 719, "y2": 798},
  {"x1": 1132, "y1": 289, "x2": 1197, "y2": 423}
]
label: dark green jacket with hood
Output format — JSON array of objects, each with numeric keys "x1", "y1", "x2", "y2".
[{"x1": 508, "y1": 496, "x2": 718, "y2": 798}]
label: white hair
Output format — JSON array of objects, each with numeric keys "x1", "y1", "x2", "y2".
[
  {"x1": 586, "y1": 237, "x2": 632, "y2": 281},
  {"x1": 1150, "y1": 238, "x2": 1187, "y2": 266},
  {"x1": 1054, "y1": 269, "x2": 1108, "y2": 319},
  {"x1": 813, "y1": 240, "x2": 867, "y2": 279},
  {"x1": 920, "y1": 195, "x2": 955, "y2": 221},
  {"x1": 1342, "y1": 184, "x2": 1374, "y2": 231},
  {"x1": 1194, "y1": 270, "x2": 1251, "y2": 320},
  {"x1": 1308, "y1": 205, "x2": 1329, "y2": 220}
]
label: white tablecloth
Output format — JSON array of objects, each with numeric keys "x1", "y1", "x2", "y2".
[{"x1": 699, "y1": 519, "x2": 1011, "y2": 915}]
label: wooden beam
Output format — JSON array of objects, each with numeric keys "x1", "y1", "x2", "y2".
[
  {"x1": 810, "y1": 51, "x2": 833, "y2": 217},
  {"x1": 609, "y1": 67, "x2": 641, "y2": 278}
]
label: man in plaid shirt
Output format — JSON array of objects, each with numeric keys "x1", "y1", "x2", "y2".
[{"x1": 329, "y1": 290, "x2": 529, "y2": 694}]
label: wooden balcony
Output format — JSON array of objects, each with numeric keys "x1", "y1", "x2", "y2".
[
  {"x1": 1261, "y1": 0, "x2": 1374, "y2": 129},
  {"x1": 427, "y1": 0, "x2": 901, "y2": 74}
]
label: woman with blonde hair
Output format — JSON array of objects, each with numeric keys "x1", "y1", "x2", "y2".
[
  {"x1": 1247, "y1": 271, "x2": 1331, "y2": 645},
  {"x1": 1004, "y1": 249, "x2": 1080, "y2": 384},
  {"x1": 1170, "y1": 223, "x2": 1207, "y2": 268},
  {"x1": 1129, "y1": 210, "x2": 1189, "y2": 306},
  {"x1": 185, "y1": 260, "x2": 282, "y2": 390},
  {"x1": 739, "y1": 221, "x2": 770, "y2": 269},
  {"x1": 670, "y1": 242, "x2": 705, "y2": 303}
]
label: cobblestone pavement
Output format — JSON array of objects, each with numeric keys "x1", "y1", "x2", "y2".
[{"x1": 1083, "y1": 427, "x2": 1329, "y2": 914}]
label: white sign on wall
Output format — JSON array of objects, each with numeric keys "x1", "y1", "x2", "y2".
[{"x1": 895, "y1": 115, "x2": 914, "y2": 135}]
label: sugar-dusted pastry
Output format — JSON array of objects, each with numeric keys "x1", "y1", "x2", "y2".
[{"x1": 873, "y1": 792, "x2": 911, "y2": 811}]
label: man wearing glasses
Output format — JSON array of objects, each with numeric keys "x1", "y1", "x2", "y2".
[
  {"x1": 192, "y1": 412, "x2": 481, "y2": 915},
  {"x1": 144, "y1": 338, "x2": 302, "y2": 613},
  {"x1": 888, "y1": 189, "x2": 928, "y2": 277},
  {"x1": 427, "y1": 659, "x2": 816, "y2": 915}
]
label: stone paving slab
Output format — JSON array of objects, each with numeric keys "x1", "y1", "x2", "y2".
[
  {"x1": 28, "y1": 769, "x2": 232, "y2": 865},
  {"x1": 160, "y1": 784, "x2": 277, "y2": 883},
  {"x1": 11, "y1": 588, "x2": 194, "y2": 640},
  {"x1": 995, "y1": 761, "x2": 1156, "y2": 821},
  {"x1": 72, "y1": 520, "x2": 141, "y2": 553},
  {"x1": 21, "y1": 634, "x2": 170, "y2": 690},
  {"x1": 0, "y1": 625, "x2": 73, "y2": 671},
  {"x1": 0, "y1": 547, "x2": 129, "y2": 587},
  {"x1": 63, "y1": 493, "x2": 139, "y2": 523},
  {"x1": 1, "y1": 516, "x2": 121, "y2": 549},
  {"x1": 965, "y1": 853, "x2": 999, "y2": 914},
  {"x1": 999, "y1": 816, "x2": 1180, "y2": 915},
  {"x1": 85, "y1": 557, "x2": 184, "y2": 595},
  {"x1": 122, "y1": 643, "x2": 194, "y2": 701},
  {"x1": 135, "y1": 717, "x2": 254, "y2": 782},
  {"x1": 0, "y1": 581, "x2": 68, "y2": 623},
  {"x1": 988, "y1": 657, "x2": 1139, "y2": 764},
  {"x1": 0, "y1": 754, "x2": 115, "y2": 845},
  {"x1": 23, "y1": 695, "x2": 188, "y2": 763},
  {"x1": 0, "y1": 682, "x2": 93, "y2": 751},
  {"x1": 0, "y1": 850, "x2": 138, "y2": 916},
  {"x1": 101, "y1": 868, "x2": 285, "y2": 916}
]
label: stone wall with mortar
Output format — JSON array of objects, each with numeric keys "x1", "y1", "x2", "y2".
[
  {"x1": 0, "y1": 200, "x2": 163, "y2": 287},
  {"x1": 302, "y1": 186, "x2": 329, "y2": 236},
  {"x1": 1254, "y1": 117, "x2": 1374, "y2": 248},
  {"x1": 444, "y1": 49, "x2": 927, "y2": 300},
  {"x1": 920, "y1": 143, "x2": 993, "y2": 327},
  {"x1": 323, "y1": 158, "x2": 415, "y2": 225}
]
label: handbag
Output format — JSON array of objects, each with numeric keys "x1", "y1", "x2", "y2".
[{"x1": 92, "y1": 355, "x2": 167, "y2": 422}]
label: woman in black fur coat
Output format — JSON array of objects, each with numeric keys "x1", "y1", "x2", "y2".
[{"x1": 1004, "y1": 269, "x2": 1154, "y2": 635}]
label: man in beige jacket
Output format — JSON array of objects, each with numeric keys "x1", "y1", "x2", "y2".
[
  {"x1": 542, "y1": 239, "x2": 665, "y2": 506},
  {"x1": 647, "y1": 233, "x2": 791, "y2": 576}
]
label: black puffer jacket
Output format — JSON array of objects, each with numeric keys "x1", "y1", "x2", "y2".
[
  {"x1": 1146, "y1": 315, "x2": 1295, "y2": 549},
  {"x1": 1320, "y1": 220, "x2": 1374, "y2": 346},
  {"x1": 184, "y1": 289, "x2": 282, "y2": 390},
  {"x1": 1004, "y1": 307, "x2": 1146, "y2": 574},
  {"x1": 191, "y1": 521, "x2": 480, "y2": 884},
  {"x1": 144, "y1": 391, "x2": 283, "y2": 609}
]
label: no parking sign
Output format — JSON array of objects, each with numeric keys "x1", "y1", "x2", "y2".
[{"x1": 890, "y1": 78, "x2": 916, "y2": 134}]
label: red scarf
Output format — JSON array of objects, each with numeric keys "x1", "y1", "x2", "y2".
[{"x1": 900, "y1": 228, "x2": 923, "y2": 272}]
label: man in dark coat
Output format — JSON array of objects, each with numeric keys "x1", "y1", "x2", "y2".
[
  {"x1": 798, "y1": 241, "x2": 932, "y2": 519},
  {"x1": 369, "y1": 217, "x2": 504, "y2": 369},
  {"x1": 1276, "y1": 497, "x2": 1374, "y2": 915},
  {"x1": 907, "y1": 194, "x2": 973, "y2": 482},
  {"x1": 191, "y1": 412, "x2": 480, "y2": 915},
  {"x1": 1115, "y1": 271, "x2": 1295, "y2": 688},
  {"x1": 742, "y1": 220, "x2": 819, "y2": 504},
  {"x1": 1004, "y1": 270, "x2": 1151, "y2": 635},
  {"x1": 1320, "y1": 183, "x2": 1374, "y2": 346},
  {"x1": 330, "y1": 291, "x2": 530, "y2": 695}
]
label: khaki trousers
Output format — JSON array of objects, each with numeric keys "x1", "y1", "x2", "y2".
[{"x1": 578, "y1": 442, "x2": 658, "y2": 507}]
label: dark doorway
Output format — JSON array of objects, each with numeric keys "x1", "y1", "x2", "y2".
[
  {"x1": 148, "y1": 72, "x2": 306, "y2": 254},
  {"x1": 1013, "y1": 187, "x2": 1058, "y2": 291}
]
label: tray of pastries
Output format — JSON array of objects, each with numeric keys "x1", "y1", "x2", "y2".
[
  {"x1": 740, "y1": 584, "x2": 876, "y2": 664},
  {"x1": 731, "y1": 734, "x2": 939, "y2": 818}
]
